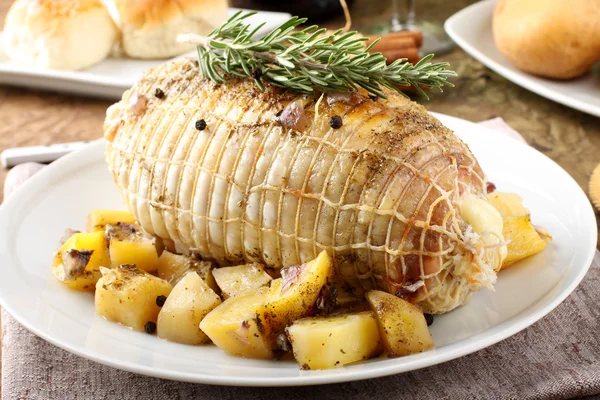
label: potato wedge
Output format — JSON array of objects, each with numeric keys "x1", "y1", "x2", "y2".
[
  {"x1": 488, "y1": 192, "x2": 551, "y2": 268},
  {"x1": 106, "y1": 223, "x2": 160, "y2": 272},
  {"x1": 366, "y1": 290, "x2": 434, "y2": 357},
  {"x1": 157, "y1": 271, "x2": 221, "y2": 345},
  {"x1": 157, "y1": 250, "x2": 217, "y2": 291},
  {"x1": 86, "y1": 209, "x2": 136, "y2": 232},
  {"x1": 95, "y1": 264, "x2": 172, "y2": 331},
  {"x1": 52, "y1": 231, "x2": 110, "y2": 291},
  {"x1": 487, "y1": 192, "x2": 528, "y2": 218},
  {"x1": 286, "y1": 312, "x2": 382, "y2": 369},
  {"x1": 212, "y1": 263, "x2": 272, "y2": 298},
  {"x1": 200, "y1": 285, "x2": 274, "y2": 359},
  {"x1": 502, "y1": 216, "x2": 550, "y2": 267},
  {"x1": 257, "y1": 250, "x2": 332, "y2": 346}
]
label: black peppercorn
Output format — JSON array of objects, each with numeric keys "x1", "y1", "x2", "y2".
[
  {"x1": 424, "y1": 313, "x2": 434, "y2": 326},
  {"x1": 154, "y1": 88, "x2": 165, "y2": 99},
  {"x1": 156, "y1": 295, "x2": 167, "y2": 307},
  {"x1": 251, "y1": 67, "x2": 263, "y2": 80},
  {"x1": 368, "y1": 94, "x2": 378, "y2": 101},
  {"x1": 329, "y1": 115, "x2": 343, "y2": 129},
  {"x1": 144, "y1": 321, "x2": 157, "y2": 334},
  {"x1": 195, "y1": 119, "x2": 207, "y2": 131}
]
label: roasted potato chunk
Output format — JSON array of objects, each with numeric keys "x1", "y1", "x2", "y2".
[
  {"x1": 95, "y1": 264, "x2": 172, "y2": 331},
  {"x1": 157, "y1": 271, "x2": 221, "y2": 345},
  {"x1": 502, "y1": 216, "x2": 551, "y2": 267},
  {"x1": 488, "y1": 192, "x2": 551, "y2": 268},
  {"x1": 212, "y1": 263, "x2": 272, "y2": 298},
  {"x1": 257, "y1": 250, "x2": 332, "y2": 346},
  {"x1": 488, "y1": 192, "x2": 528, "y2": 217},
  {"x1": 52, "y1": 231, "x2": 110, "y2": 291},
  {"x1": 156, "y1": 250, "x2": 217, "y2": 291},
  {"x1": 106, "y1": 223, "x2": 160, "y2": 273},
  {"x1": 86, "y1": 209, "x2": 136, "y2": 232},
  {"x1": 366, "y1": 290, "x2": 434, "y2": 357},
  {"x1": 286, "y1": 312, "x2": 382, "y2": 369},
  {"x1": 200, "y1": 285, "x2": 274, "y2": 359}
]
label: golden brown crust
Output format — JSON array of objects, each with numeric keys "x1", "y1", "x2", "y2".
[
  {"x1": 115, "y1": 0, "x2": 226, "y2": 29},
  {"x1": 28, "y1": 0, "x2": 106, "y2": 18}
]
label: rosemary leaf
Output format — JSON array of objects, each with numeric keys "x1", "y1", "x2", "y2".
[{"x1": 189, "y1": 12, "x2": 457, "y2": 99}]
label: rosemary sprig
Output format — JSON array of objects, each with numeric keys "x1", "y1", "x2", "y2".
[{"x1": 182, "y1": 11, "x2": 457, "y2": 99}]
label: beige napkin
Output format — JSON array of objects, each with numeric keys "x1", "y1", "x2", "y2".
[{"x1": 2, "y1": 119, "x2": 600, "y2": 400}]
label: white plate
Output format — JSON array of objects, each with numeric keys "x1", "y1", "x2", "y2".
[
  {"x1": 445, "y1": 0, "x2": 600, "y2": 118},
  {"x1": 0, "y1": 9, "x2": 291, "y2": 100},
  {"x1": 0, "y1": 113, "x2": 596, "y2": 386}
]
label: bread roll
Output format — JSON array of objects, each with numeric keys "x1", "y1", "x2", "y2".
[
  {"x1": 493, "y1": 0, "x2": 600, "y2": 79},
  {"x1": 108, "y1": 0, "x2": 228, "y2": 59},
  {"x1": 2, "y1": 0, "x2": 118, "y2": 70}
]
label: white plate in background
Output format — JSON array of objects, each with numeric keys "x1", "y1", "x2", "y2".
[
  {"x1": 445, "y1": 0, "x2": 600, "y2": 118},
  {"x1": 0, "y1": 113, "x2": 595, "y2": 386},
  {"x1": 0, "y1": 9, "x2": 291, "y2": 100}
]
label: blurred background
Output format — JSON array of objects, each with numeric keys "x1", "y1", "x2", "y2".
[{"x1": 231, "y1": 0, "x2": 478, "y2": 53}]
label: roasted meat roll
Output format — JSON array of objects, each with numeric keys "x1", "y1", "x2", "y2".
[{"x1": 105, "y1": 59, "x2": 506, "y2": 314}]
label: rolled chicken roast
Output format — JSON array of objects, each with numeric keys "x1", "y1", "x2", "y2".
[{"x1": 105, "y1": 59, "x2": 507, "y2": 314}]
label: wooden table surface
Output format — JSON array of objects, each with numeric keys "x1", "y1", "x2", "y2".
[{"x1": 0, "y1": 0, "x2": 598, "y2": 394}]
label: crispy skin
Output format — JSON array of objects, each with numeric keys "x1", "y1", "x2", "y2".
[{"x1": 105, "y1": 59, "x2": 496, "y2": 313}]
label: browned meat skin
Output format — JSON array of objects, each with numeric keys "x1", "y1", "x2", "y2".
[{"x1": 105, "y1": 59, "x2": 493, "y2": 314}]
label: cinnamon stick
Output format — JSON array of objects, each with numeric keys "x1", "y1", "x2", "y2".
[
  {"x1": 381, "y1": 47, "x2": 420, "y2": 64},
  {"x1": 367, "y1": 30, "x2": 423, "y2": 48},
  {"x1": 368, "y1": 36, "x2": 416, "y2": 53}
]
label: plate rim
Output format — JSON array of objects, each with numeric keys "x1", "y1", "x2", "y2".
[
  {"x1": 0, "y1": 112, "x2": 596, "y2": 386},
  {"x1": 444, "y1": 0, "x2": 600, "y2": 118}
]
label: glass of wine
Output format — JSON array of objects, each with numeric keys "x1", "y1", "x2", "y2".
[{"x1": 360, "y1": 0, "x2": 455, "y2": 55}]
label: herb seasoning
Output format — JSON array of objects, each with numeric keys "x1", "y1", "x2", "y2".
[{"x1": 191, "y1": 11, "x2": 456, "y2": 99}]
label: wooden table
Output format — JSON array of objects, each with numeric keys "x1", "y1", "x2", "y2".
[{"x1": 0, "y1": 0, "x2": 598, "y2": 394}]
